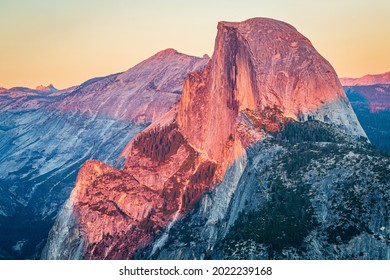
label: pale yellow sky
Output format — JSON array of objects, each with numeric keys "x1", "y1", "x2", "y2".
[{"x1": 0, "y1": 0, "x2": 389, "y2": 89}]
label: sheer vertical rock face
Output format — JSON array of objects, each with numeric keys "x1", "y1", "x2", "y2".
[
  {"x1": 178, "y1": 18, "x2": 366, "y2": 170},
  {"x1": 45, "y1": 18, "x2": 370, "y2": 260}
]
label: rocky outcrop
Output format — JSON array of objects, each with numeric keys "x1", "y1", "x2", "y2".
[
  {"x1": 44, "y1": 18, "x2": 374, "y2": 260},
  {"x1": 43, "y1": 117, "x2": 220, "y2": 259},
  {"x1": 341, "y1": 71, "x2": 390, "y2": 86},
  {"x1": 0, "y1": 109, "x2": 145, "y2": 259}
]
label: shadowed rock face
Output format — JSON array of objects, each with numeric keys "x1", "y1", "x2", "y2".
[{"x1": 44, "y1": 18, "x2": 369, "y2": 260}]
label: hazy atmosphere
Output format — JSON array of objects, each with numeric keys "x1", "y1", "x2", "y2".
[{"x1": 1, "y1": 0, "x2": 389, "y2": 89}]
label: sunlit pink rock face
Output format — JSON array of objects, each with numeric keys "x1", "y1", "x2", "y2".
[
  {"x1": 66, "y1": 18, "x2": 366, "y2": 259},
  {"x1": 178, "y1": 18, "x2": 365, "y2": 175},
  {"x1": 70, "y1": 160, "x2": 164, "y2": 259},
  {"x1": 72, "y1": 119, "x2": 217, "y2": 259},
  {"x1": 52, "y1": 49, "x2": 209, "y2": 123},
  {"x1": 341, "y1": 71, "x2": 390, "y2": 86}
]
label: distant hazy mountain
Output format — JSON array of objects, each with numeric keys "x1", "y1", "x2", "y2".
[
  {"x1": 340, "y1": 71, "x2": 390, "y2": 86},
  {"x1": 345, "y1": 84, "x2": 390, "y2": 154}
]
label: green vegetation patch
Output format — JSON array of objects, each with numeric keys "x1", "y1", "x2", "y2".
[{"x1": 224, "y1": 177, "x2": 318, "y2": 257}]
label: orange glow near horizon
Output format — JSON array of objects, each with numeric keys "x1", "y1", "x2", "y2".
[{"x1": 0, "y1": 0, "x2": 389, "y2": 89}]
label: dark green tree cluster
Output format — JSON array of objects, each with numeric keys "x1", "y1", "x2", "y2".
[
  {"x1": 274, "y1": 120, "x2": 337, "y2": 143},
  {"x1": 225, "y1": 177, "x2": 317, "y2": 257},
  {"x1": 326, "y1": 180, "x2": 370, "y2": 244},
  {"x1": 133, "y1": 123, "x2": 184, "y2": 163},
  {"x1": 189, "y1": 161, "x2": 217, "y2": 185},
  {"x1": 281, "y1": 145, "x2": 318, "y2": 176}
]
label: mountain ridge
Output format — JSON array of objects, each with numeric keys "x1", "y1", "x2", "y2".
[
  {"x1": 341, "y1": 71, "x2": 390, "y2": 86},
  {"x1": 49, "y1": 48, "x2": 209, "y2": 122}
]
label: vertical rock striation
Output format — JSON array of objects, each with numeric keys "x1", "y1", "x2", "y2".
[{"x1": 178, "y1": 19, "x2": 365, "y2": 162}]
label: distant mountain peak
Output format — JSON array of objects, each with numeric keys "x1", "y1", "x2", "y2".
[
  {"x1": 153, "y1": 48, "x2": 179, "y2": 57},
  {"x1": 35, "y1": 84, "x2": 57, "y2": 93}
]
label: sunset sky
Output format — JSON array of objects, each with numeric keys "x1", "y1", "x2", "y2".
[{"x1": 1, "y1": 0, "x2": 389, "y2": 89}]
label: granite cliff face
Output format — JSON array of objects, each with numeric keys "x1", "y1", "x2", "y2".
[
  {"x1": 41, "y1": 18, "x2": 384, "y2": 260},
  {"x1": 177, "y1": 18, "x2": 365, "y2": 176}
]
